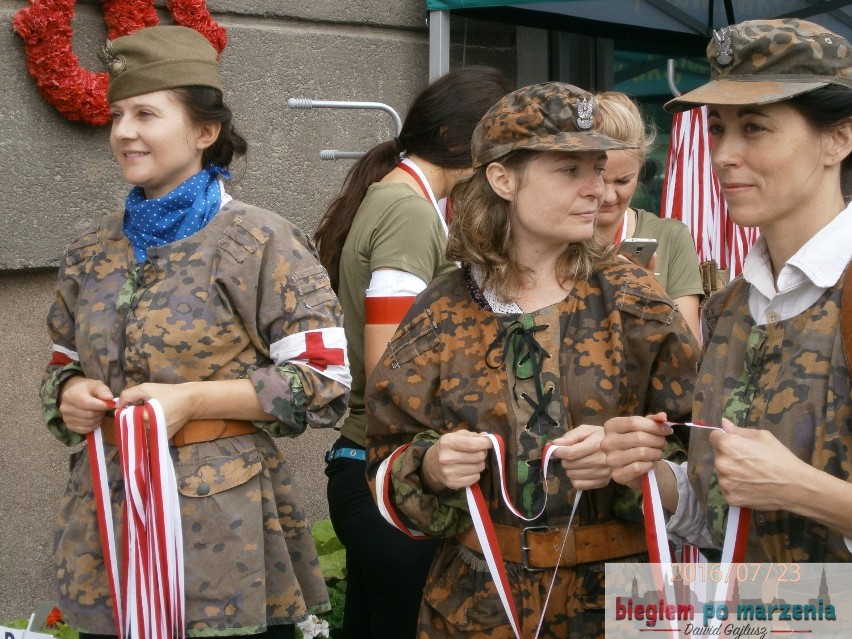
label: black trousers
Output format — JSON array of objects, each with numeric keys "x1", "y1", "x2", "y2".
[
  {"x1": 79, "y1": 625, "x2": 294, "y2": 639},
  {"x1": 326, "y1": 436, "x2": 441, "y2": 639}
]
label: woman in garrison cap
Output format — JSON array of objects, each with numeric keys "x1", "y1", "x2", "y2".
[
  {"x1": 604, "y1": 19, "x2": 852, "y2": 563},
  {"x1": 364, "y1": 83, "x2": 699, "y2": 637},
  {"x1": 41, "y1": 26, "x2": 350, "y2": 637}
]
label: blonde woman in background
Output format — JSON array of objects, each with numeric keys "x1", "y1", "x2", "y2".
[{"x1": 596, "y1": 91, "x2": 704, "y2": 339}]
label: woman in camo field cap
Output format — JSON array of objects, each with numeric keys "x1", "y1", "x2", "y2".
[
  {"x1": 603, "y1": 18, "x2": 852, "y2": 564},
  {"x1": 41, "y1": 25, "x2": 350, "y2": 638},
  {"x1": 364, "y1": 82, "x2": 699, "y2": 637}
]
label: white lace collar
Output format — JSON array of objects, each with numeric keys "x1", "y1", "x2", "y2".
[{"x1": 470, "y1": 264, "x2": 522, "y2": 314}]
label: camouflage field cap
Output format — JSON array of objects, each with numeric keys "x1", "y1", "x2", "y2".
[
  {"x1": 471, "y1": 82, "x2": 630, "y2": 168},
  {"x1": 101, "y1": 26, "x2": 222, "y2": 103},
  {"x1": 666, "y1": 19, "x2": 852, "y2": 113}
]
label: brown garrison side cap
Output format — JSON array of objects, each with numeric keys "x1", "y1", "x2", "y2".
[
  {"x1": 471, "y1": 82, "x2": 632, "y2": 168},
  {"x1": 100, "y1": 25, "x2": 223, "y2": 103},
  {"x1": 666, "y1": 18, "x2": 852, "y2": 113}
]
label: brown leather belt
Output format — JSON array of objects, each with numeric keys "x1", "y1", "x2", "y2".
[
  {"x1": 99, "y1": 415, "x2": 259, "y2": 447},
  {"x1": 456, "y1": 520, "x2": 647, "y2": 570}
]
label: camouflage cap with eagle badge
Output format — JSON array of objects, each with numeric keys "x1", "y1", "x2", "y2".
[
  {"x1": 471, "y1": 82, "x2": 631, "y2": 168},
  {"x1": 666, "y1": 18, "x2": 852, "y2": 112}
]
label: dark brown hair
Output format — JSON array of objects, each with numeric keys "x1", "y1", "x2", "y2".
[
  {"x1": 172, "y1": 86, "x2": 248, "y2": 169},
  {"x1": 787, "y1": 85, "x2": 852, "y2": 203},
  {"x1": 314, "y1": 66, "x2": 508, "y2": 290}
]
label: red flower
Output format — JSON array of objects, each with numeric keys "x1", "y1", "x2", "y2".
[
  {"x1": 45, "y1": 607, "x2": 63, "y2": 627},
  {"x1": 12, "y1": 0, "x2": 227, "y2": 126}
]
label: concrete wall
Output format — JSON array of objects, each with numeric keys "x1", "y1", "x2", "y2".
[{"x1": 0, "y1": 0, "x2": 444, "y2": 622}]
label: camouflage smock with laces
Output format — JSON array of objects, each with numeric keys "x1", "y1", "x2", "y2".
[{"x1": 365, "y1": 262, "x2": 698, "y2": 638}]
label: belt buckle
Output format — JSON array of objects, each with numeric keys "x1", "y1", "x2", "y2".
[{"x1": 520, "y1": 525, "x2": 551, "y2": 572}]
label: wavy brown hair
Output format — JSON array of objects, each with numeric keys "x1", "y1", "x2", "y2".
[
  {"x1": 447, "y1": 150, "x2": 616, "y2": 301},
  {"x1": 314, "y1": 66, "x2": 507, "y2": 291}
]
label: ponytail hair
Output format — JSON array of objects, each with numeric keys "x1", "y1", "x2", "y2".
[
  {"x1": 314, "y1": 140, "x2": 401, "y2": 289},
  {"x1": 314, "y1": 66, "x2": 507, "y2": 290}
]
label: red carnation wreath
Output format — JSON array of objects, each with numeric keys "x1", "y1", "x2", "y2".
[{"x1": 13, "y1": 0, "x2": 227, "y2": 126}]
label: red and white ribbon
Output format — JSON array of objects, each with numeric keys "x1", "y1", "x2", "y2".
[
  {"x1": 376, "y1": 432, "x2": 577, "y2": 639},
  {"x1": 397, "y1": 157, "x2": 448, "y2": 235},
  {"x1": 465, "y1": 434, "x2": 578, "y2": 639},
  {"x1": 660, "y1": 105, "x2": 759, "y2": 279},
  {"x1": 375, "y1": 442, "x2": 429, "y2": 540},
  {"x1": 89, "y1": 400, "x2": 185, "y2": 639},
  {"x1": 712, "y1": 502, "x2": 751, "y2": 623},
  {"x1": 642, "y1": 468, "x2": 679, "y2": 632},
  {"x1": 88, "y1": 423, "x2": 124, "y2": 634},
  {"x1": 643, "y1": 423, "x2": 751, "y2": 630}
]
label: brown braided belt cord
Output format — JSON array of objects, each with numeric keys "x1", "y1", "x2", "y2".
[
  {"x1": 456, "y1": 519, "x2": 647, "y2": 570},
  {"x1": 99, "y1": 415, "x2": 259, "y2": 447}
]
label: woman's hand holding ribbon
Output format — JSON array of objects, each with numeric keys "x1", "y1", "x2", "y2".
[
  {"x1": 118, "y1": 382, "x2": 195, "y2": 439},
  {"x1": 550, "y1": 424, "x2": 611, "y2": 490},
  {"x1": 59, "y1": 376, "x2": 115, "y2": 434},
  {"x1": 710, "y1": 418, "x2": 803, "y2": 511},
  {"x1": 600, "y1": 412, "x2": 673, "y2": 490},
  {"x1": 421, "y1": 430, "x2": 493, "y2": 494}
]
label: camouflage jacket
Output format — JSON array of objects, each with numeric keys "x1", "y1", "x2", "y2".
[
  {"x1": 41, "y1": 200, "x2": 349, "y2": 443},
  {"x1": 365, "y1": 263, "x2": 698, "y2": 537},
  {"x1": 691, "y1": 277, "x2": 852, "y2": 562},
  {"x1": 40, "y1": 200, "x2": 349, "y2": 635}
]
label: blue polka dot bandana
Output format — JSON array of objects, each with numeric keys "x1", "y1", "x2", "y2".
[{"x1": 123, "y1": 165, "x2": 229, "y2": 262}]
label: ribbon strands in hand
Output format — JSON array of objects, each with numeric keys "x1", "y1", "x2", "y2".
[
  {"x1": 376, "y1": 433, "x2": 579, "y2": 639},
  {"x1": 642, "y1": 422, "x2": 751, "y2": 633},
  {"x1": 467, "y1": 434, "x2": 580, "y2": 639},
  {"x1": 88, "y1": 399, "x2": 185, "y2": 638}
]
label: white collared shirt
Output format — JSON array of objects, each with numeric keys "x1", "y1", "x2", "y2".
[{"x1": 744, "y1": 199, "x2": 852, "y2": 324}]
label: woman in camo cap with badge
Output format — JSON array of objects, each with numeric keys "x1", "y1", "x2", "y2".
[
  {"x1": 603, "y1": 19, "x2": 852, "y2": 563},
  {"x1": 364, "y1": 83, "x2": 699, "y2": 637}
]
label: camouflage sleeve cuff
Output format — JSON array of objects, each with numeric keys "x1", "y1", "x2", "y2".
[
  {"x1": 249, "y1": 364, "x2": 308, "y2": 438},
  {"x1": 390, "y1": 431, "x2": 473, "y2": 538},
  {"x1": 40, "y1": 363, "x2": 86, "y2": 446}
]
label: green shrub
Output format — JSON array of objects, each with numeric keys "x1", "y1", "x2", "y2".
[
  {"x1": 309, "y1": 519, "x2": 346, "y2": 638},
  {"x1": 295, "y1": 518, "x2": 346, "y2": 638}
]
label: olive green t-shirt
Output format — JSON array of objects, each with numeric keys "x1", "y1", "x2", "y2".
[
  {"x1": 338, "y1": 182, "x2": 457, "y2": 446},
  {"x1": 633, "y1": 208, "x2": 704, "y2": 300}
]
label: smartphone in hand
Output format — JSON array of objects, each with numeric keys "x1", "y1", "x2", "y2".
[{"x1": 618, "y1": 237, "x2": 658, "y2": 268}]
